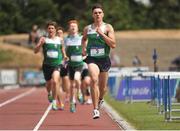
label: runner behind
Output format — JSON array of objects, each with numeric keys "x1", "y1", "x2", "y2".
[
  {"x1": 64, "y1": 20, "x2": 84, "y2": 113},
  {"x1": 34, "y1": 21, "x2": 67, "y2": 110}
]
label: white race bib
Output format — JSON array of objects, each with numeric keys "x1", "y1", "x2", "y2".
[
  {"x1": 71, "y1": 55, "x2": 82, "y2": 62},
  {"x1": 90, "y1": 48, "x2": 105, "y2": 57},
  {"x1": 47, "y1": 50, "x2": 58, "y2": 58}
]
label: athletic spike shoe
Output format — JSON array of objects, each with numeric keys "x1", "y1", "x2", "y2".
[
  {"x1": 52, "y1": 103, "x2": 58, "y2": 110},
  {"x1": 98, "y1": 99, "x2": 104, "y2": 110},
  {"x1": 77, "y1": 92, "x2": 84, "y2": 104},
  {"x1": 70, "y1": 102, "x2": 76, "y2": 113},
  {"x1": 85, "y1": 98, "x2": 92, "y2": 105},
  {"x1": 59, "y1": 103, "x2": 64, "y2": 110},
  {"x1": 48, "y1": 94, "x2": 53, "y2": 103},
  {"x1": 93, "y1": 109, "x2": 100, "y2": 119}
]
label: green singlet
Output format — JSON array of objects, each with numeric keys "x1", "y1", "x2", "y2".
[
  {"x1": 42, "y1": 36, "x2": 63, "y2": 66},
  {"x1": 86, "y1": 23, "x2": 110, "y2": 58},
  {"x1": 64, "y1": 34, "x2": 83, "y2": 67}
]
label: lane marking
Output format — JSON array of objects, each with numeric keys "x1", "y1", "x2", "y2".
[
  {"x1": 33, "y1": 103, "x2": 52, "y2": 131},
  {"x1": 0, "y1": 88, "x2": 36, "y2": 108}
]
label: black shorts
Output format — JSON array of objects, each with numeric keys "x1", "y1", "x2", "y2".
[
  {"x1": 68, "y1": 65, "x2": 83, "y2": 80},
  {"x1": 42, "y1": 64, "x2": 61, "y2": 81},
  {"x1": 60, "y1": 66, "x2": 68, "y2": 77},
  {"x1": 81, "y1": 69, "x2": 89, "y2": 80},
  {"x1": 84, "y1": 56, "x2": 111, "y2": 72}
]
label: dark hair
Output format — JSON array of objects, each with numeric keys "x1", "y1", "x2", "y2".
[
  {"x1": 46, "y1": 21, "x2": 57, "y2": 29},
  {"x1": 92, "y1": 3, "x2": 103, "y2": 12},
  {"x1": 57, "y1": 26, "x2": 64, "y2": 32}
]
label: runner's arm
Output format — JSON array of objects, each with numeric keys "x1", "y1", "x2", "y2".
[
  {"x1": 82, "y1": 27, "x2": 88, "y2": 56},
  {"x1": 34, "y1": 37, "x2": 45, "y2": 53},
  {"x1": 96, "y1": 24, "x2": 116, "y2": 48},
  {"x1": 61, "y1": 39, "x2": 68, "y2": 61}
]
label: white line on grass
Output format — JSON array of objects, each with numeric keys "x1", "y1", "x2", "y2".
[
  {"x1": 0, "y1": 88, "x2": 36, "y2": 108},
  {"x1": 33, "y1": 103, "x2": 52, "y2": 131},
  {"x1": 103, "y1": 101, "x2": 136, "y2": 130}
]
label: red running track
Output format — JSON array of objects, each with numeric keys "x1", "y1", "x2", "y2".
[{"x1": 0, "y1": 87, "x2": 122, "y2": 130}]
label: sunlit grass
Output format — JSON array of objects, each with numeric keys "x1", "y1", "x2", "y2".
[{"x1": 105, "y1": 94, "x2": 180, "y2": 130}]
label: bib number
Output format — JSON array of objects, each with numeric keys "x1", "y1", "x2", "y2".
[
  {"x1": 90, "y1": 48, "x2": 105, "y2": 57},
  {"x1": 47, "y1": 50, "x2": 58, "y2": 58},
  {"x1": 71, "y1": 55, "x2": 82, "y2": 62}
]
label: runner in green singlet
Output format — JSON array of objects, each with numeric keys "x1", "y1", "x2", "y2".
[
  {"x1": 64, "y1": 20, "x2": 84, "y2": 113},
  {"x1": 34, "y1": 21, "x2": 67, "y2": 110},
  {"x1": 82, "y1": 3, "x2": 116, "y2": 119},
  {"x1": 57, "y1": 26, "x2": 70, "y2": 105}
]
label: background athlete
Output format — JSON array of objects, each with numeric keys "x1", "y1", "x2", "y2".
[{"x1": 34, "y1": 21, "x2": 67, "y2": 110}]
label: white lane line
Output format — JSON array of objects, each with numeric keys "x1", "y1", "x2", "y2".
[
  {"x1": 0, "y1": 88, "x2": 36, "y2": 108},
  {"x1": 33, "y1": 103, "x2": 52, "y2": 131}
]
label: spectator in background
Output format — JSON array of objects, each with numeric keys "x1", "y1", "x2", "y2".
[
  {"x1": 132, "y1": 55, "x2": 141, "y2": 66},
  {"x1": 37, "y1": 25, "x2": 47, "y2": 39},
  {"x1": 28, "y1": 24, "x2": 39, "y2": 46}
]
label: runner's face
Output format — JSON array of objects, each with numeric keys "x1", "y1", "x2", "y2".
[
  {"x1": 69, "y1": 23, "x2": 78, "y2": 35},
  {"x1": 57, "y1": 30, "x2": 63, "y2": 38},
  {"x1": 47, "y1": 25, "x2": 56, "y2": 37},
  {"x1": 92, "y1": 8, "x2": 104, "y2": 22}
]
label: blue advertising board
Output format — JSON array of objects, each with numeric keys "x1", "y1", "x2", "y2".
[{"x1": 108, "y1": 76, "x2": 177, "y2": 101}]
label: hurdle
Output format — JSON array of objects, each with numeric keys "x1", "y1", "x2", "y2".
[
  {"x1": 109, "y1": 71, "x2": 180, "y2": 121},
  {"x1": 109, "y1": 72, "x2": 140, "y2": 103},
  {"x1": 143, "y1": 72, "x2": 180, "y2": 121},
  {"x1": 120, "y1": 72, "x2": 144, "y2": 103},
  {"x1": 161, "y1": 72, "x2": 180, "y2": 121}
]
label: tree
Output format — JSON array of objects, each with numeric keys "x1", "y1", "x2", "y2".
[
  {"x1": 22, "y1": 0, "x2": 59, "y2": 32},
  {"x1": 148, "y1": 0, "x2": 180, "y2": 28},
  {"x1": 0, "y1": 0, "x2": 22, "y2": 34}
]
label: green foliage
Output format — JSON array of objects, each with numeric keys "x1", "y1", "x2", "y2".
[
  {"x1": 0, "y1": 0, "x2": 21, "y2": 34},
  {"x1": 24, "y1": 0, "x2": 59, "y2": 25},
  {"x1": 0, "y1": 0, "x2": 180, "y2": 34},
  {"x1": 148, "y1": 0, "x2": 180, "y2": 28}
]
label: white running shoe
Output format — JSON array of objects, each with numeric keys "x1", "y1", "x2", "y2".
[
  {"x1": 98, "y1": 99, "x2": 104, "y2": 110},
  {"x1": 52, "y1": 103, "x2": 58, "y2": 110},
  {"x1": 93, "y1": 109, "x2": 100, "y2": 119},
  {"x1": 85, "y1": 98, "x2": 92, "y2": 105}
]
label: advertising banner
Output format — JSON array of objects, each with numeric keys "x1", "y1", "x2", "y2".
[
  {"x1": 21, "y1": 70, "x2": 45, "y2": 86},
  {"x1": 0, "y1": 70, "x2": 18, "y2": 85}
]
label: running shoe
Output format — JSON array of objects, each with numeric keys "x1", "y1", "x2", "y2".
[
  {"x1": 77, "y1": 92, "x2": 84, "y2": 104},
  {"x1": 52, "y1": 103, "x2": 58, "y2": 110},
  {"x1": 48, "y1": 94, "x2": 53, "y2": 103},
  {"x1": 59, "y1": 103, "x2": 64, "y2": 110},
  {"x1": 93, "y1": 109, "x2": 100, "y2": 119},
  {"x1": 70, "y1": 102, "x2": 76, "y2": 113},
  {"x1": 98, "y1": 99, "x2": 104, "y2": 109},
  {"x1": 85, "y1": 98, "x2": 92, "y2": 105}
]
